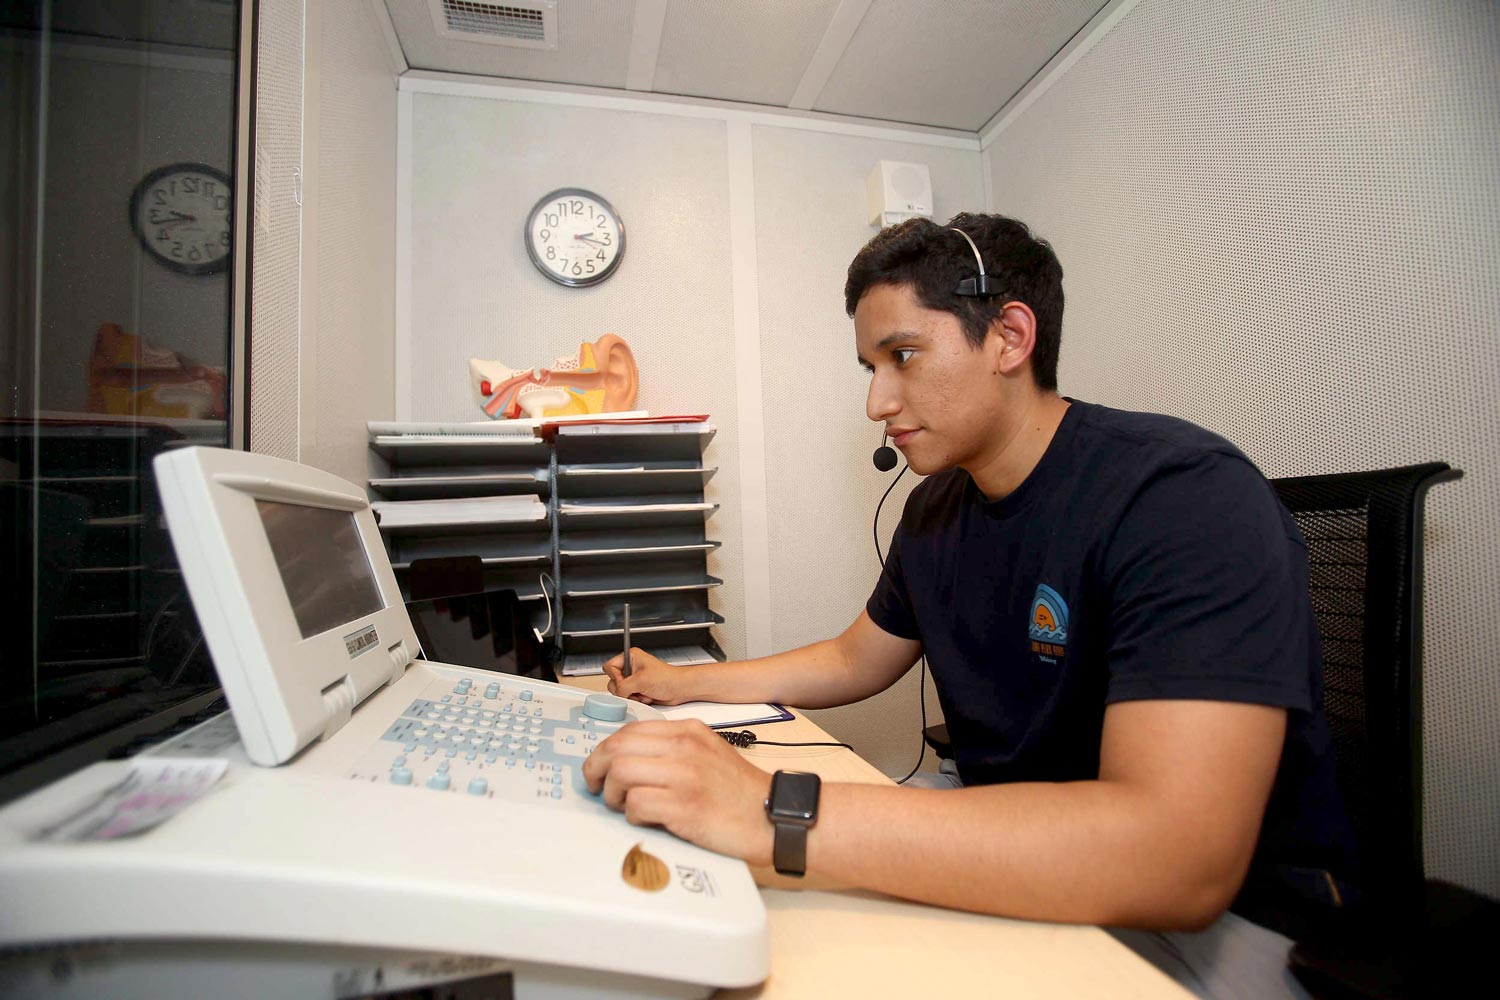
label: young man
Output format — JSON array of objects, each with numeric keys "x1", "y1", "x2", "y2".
[{"x1": 581, "y1": 214, "x2": 1357, "y2": 997}]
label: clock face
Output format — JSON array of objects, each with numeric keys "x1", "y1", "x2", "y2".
[
  {"x1": 524, "y1": 188, "x2": 625, "y2": 287},
  {"x1": 129, "y1": 162, "x2": 233, "y2": 275}
]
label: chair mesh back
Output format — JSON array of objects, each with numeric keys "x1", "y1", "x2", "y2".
[
  {"x1": 1271, "y1": 462, "x2": 1459, "y2": 904},
  {"x1": 1294, "y1": 504, "x2": 1375, "y2": 863}
]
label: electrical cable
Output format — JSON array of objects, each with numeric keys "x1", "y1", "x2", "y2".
[
  {"x1": 872, "y1": 463, "x2": 929, "y2": 785},
  {"x1": 719, "y1": 730, "x2": 853, "y2": 751}
]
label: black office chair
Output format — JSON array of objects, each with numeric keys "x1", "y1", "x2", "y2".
[{"x1": 1273, "y1": 463, "x2": 1499, "y2": 998}]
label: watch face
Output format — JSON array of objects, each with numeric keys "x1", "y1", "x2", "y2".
[
  {"x1": 770, "y1": 770, "x2": 820, "y2": 822},
  {"x1": 525, "y1": 188, "x2": 624, "y2": 287},
  {"x1": 129, "y1": 163, "x2": 233, "y2": 275}
]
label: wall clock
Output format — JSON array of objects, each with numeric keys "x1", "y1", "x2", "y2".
[
  {"x1": 524, "y1": 188, "x2": 625, "y2": 287},
  {"x1": 128, "y1": 162, "x2": 233, "y2": 275}
]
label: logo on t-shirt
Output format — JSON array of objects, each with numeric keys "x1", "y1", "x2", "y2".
[{"x1": 1029, "y1": 584, "x2": 1069, "y2": 661}]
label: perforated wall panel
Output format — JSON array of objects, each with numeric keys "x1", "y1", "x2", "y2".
[
  {"x1": 307, "y1": 0, "x2": 398, "y2": 484},
  {"x1": 985, "y1": 0, "x2": 1500, "y2": 893},
  {"x1": 814, "y1": 0, "x2": 1106, "y2": 130},
  {"x1": 404, "y1": 93, "x2": 745, "y2": 659},
  {"x1": 752, "y1": 125, "x2": 984, "y2": 776},
  {"x1": 652, "y1": 0, "x2": 840, "y2": 108},
  {"x1": 249, "y1": 0, "x2": 304, "y2": 461},
  {"x1": 383, "y1": 0, "x2": 632, "y2": 88}
]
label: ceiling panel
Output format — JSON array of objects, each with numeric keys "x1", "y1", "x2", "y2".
[
  {"x1": 651, "y1": 0, "x2": 842, "y2": 108},
  {"x1": 812, "y1": 0, "x2": 1108, "y2": 130},
  {"x1": 385, "y1": 0, "x2": 634, "y2": 89}
]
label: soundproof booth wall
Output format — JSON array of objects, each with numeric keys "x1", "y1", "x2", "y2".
[{"x1": 982, "y1": 0, "x2": 1500, "y2": 894}]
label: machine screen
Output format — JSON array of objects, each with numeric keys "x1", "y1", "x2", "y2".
[{"x1": 256, "y1": 500, "x2": 384, "y2": 639}]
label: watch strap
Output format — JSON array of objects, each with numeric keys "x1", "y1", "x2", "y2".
[{"x1": 772, "y1": 818, "x2": 809, "y2": 878}]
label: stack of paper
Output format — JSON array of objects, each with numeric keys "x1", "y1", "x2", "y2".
[{"x1": 371, "y1": 494, "x2": 545, "y2": 529}]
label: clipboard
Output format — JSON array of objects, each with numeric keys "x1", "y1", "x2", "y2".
[{"x1": 657, "y1": 702, "x2": 794, "y2": 729}]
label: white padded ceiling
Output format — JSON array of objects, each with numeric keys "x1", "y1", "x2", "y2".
[
  {"x1": 379, "y1": 0, "x2": 1110, "y2": 130},
  {"x1": 813, "y1": 0, "x2": 1108, "y2": 129},
  {"x1": 651, "y1": 0, "x2": 841, "y2": 108},
  {"x1": 384, "y1": 0, "x2": 633, "y2": 87}
]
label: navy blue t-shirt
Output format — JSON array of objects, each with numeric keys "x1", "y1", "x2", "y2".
[{"x1": 867, "y1": 400, "x2": 1357, "y2": 933}]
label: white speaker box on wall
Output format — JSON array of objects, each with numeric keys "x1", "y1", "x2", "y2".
[{"x1": 867, "y1": 160, "x2": 932, "y2": 227}]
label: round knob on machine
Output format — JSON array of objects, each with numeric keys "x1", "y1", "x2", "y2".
[
  {"x1": 467, "y1": 777, "x2": 489, "y2": 796},
  {"x1": 390, "y1": 767, "x2": 413, "y2": 786},
  {"x1": 426, "y1": 772, "x2": 452, "y2": 791},
  {"x1": 582, "y1": 693, "x2": 629, "y2": 723}
]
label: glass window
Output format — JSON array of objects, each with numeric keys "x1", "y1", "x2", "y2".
[{"x1": 1, "y1": 0, "x2": 243, "y2": 800}]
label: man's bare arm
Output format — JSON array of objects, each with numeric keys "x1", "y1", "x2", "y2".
[
  {"x1": 602, "y1": 610, "x2": 921, "y2": 709},
  {"x1": 583, "y1": 698, "x2": 1285, "y2": 930}
]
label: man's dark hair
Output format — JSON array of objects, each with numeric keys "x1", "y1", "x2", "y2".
[{"x1": 844, "y1": 213, "x2": 1065, "y2": 390}]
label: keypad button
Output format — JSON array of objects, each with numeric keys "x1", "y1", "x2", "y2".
[
  {"x1": 392, "y1": 755, "x2": 407, "y2": 767},
  {"x1": 441, "y1": 695, "x2": 452, "y2": 704},
  {"x1": 520, "y1": 690, "x2": 534, "y2": 702},
  {"x1": 525, "y1": 760, "x2": 536, "y2": 769},
  {"x1": 505, "y1": 759, "x2": 517, "y2": 768},
  {"x1": 552, "y1": 774, "x2": 563, "y2": 785},
  {"x1": 390, "y1": 768, "x2": 413, "y2": 785},
  {"x1": 437, "y1": 761, "x2": 450, "y2": 773},
  {"x1": 426, "y1": 772, "x2": 451, "y2": 791},
  {"x1": 485, "y1": 755, "x2": 497, "y2": 764},
  {"x1": 550, "y1": 788, "x2": 562, "y2": 799},
  {"x1": 468, "y1": 777, "x2": 488, "y2": 796},
  {"x1": 485, "y1": 683, "x2": 500, "y2": 699},
  {"x1": 566, "y1": 735, "x2": 576, "y2": 744},
  {"x1": 445, "y1": 749, "x2": 457, "y2": 758}
]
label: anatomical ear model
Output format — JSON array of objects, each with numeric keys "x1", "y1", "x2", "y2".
[
  {"x1": 469, "y1": 334, "x2": 639, "y2": 420},
  {"x1": 88, "y1": 322, "x2": 228, "y2": 420}
]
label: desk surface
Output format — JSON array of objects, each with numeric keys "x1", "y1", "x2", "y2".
[{"x1": 562, "y1": 676, "x2": 1188, "y2": 998}]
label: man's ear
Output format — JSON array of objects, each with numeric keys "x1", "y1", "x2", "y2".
[{"x1": 988, "y1": 301, "x2": 1038, "y2": 377}]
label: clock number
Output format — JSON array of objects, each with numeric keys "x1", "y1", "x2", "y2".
[
  {"x1": 585, "y1": 260, "x2": 596, "y2": 274},
  {"x1": 214, "y1": 194, "x2": 228, "y2": 212},
  {"x1": 154, "y1": 190, "x2": 167, "y2": 205},
  {"x1": 596, "y1": 213, "x2": 607, "y2": 227},
  {"x1": 544, "y1": 212, "x2": 559, "y2": 228},
  {"x1": 595, "y1": 250, "x2": 605, "y2": 260},
  {"x1": 182, "y1": 177, "x2": 198, "y2": 194},
  {"x1": 600, "y1": 233, "x2": 611, "y2": 246},
  {"x1": 539, "y1": 228, "x2": 550, "y2": 241},
  {"x1": 545, "y1": 246, "x2": 555, "y2": 260}
]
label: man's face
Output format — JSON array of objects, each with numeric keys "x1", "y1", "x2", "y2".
[{"x1": 855, "y1": 283, "x2": 1009, "y2": 477}]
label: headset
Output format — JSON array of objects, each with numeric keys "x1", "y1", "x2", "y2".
[{"x1": 871, "y1": 225, "x2": 1003, "y2": 782}]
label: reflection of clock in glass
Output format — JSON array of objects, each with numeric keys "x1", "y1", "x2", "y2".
[
  {"x1": 129, "y1": 162, "x2": 233, "y2": 275},
  {"x1": 525, "y1": 188, "x2": 625, "y2": 287}
]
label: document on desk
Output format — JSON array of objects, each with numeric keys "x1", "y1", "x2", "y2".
[{"x1": 559, "y1": 643, "x2": 717, "y2": 676}]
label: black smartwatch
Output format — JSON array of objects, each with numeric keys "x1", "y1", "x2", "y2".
[{"x1": 765, "y1": 770, "x2": 820, "y2": 877}]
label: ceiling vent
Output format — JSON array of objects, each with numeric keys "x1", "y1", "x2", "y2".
[{"x1": 428, "y1": 0, "x2": 558, "y2": 50}]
